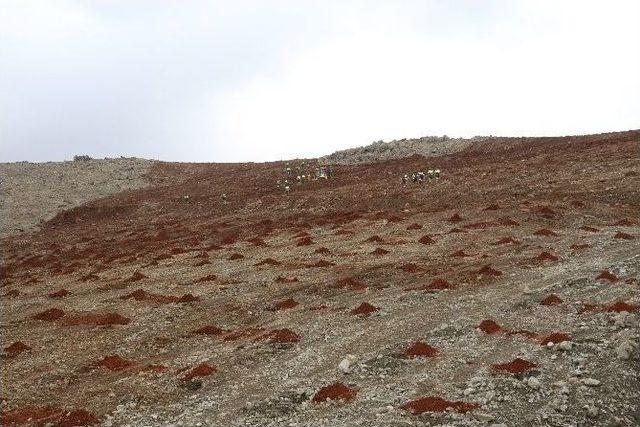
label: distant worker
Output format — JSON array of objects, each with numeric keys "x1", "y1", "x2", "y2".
[
  {"x1": 221, "y1": 193, "x2": 227, "y2": 203},
  {"x1": 434, "y1": 169, "x2": 441, "y2": 180},
  {"x1": 402, "y1": 174, "x2": 408, "y2": 185}
]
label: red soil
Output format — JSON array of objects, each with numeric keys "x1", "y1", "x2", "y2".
[
  {"x1": 57, "y1": 409, "x2": 98, "y2": 427},
  {"x1": 33, "y1": 308, "x2": 65, "y2": 321},
  {"x1": 570, "y1": 243, "x2": 590, "y2": 250},
  {"x1": 125, "y1": 271, "x2": 147, "y2": 282},
  {"x1": 614, "y1": 218, "x2": 637, "y2": 226},
  {"x1": 4, "y1": 341, "x2": 31, "y2": 356},
  {"x1": 267, "y1": 328, "x2": 300, "y2": 343},
  {"x1": 275, "y1": 276, "x2": 299, "y2": 284},
  {"x1": 540, "y1": 332, "x2": 571, "y2": 345},
  {"x1": 614, "y1": 231, "x2": 634, "y2": 240},
  {"x1": 498, "y1": 217, "x2": 520, "y2": 226},
  {"x1": 310, "y1": 260, "x2": 335, "y2": 267},
  {"x1": 184, "y1": 362, "x2": 215, "y2": 381},
  {"x1": 296, "y1": 236, "x2": 314, "y2": 246},
  {"x1": 228, "y1": 253, "x2": 244, "y2": 260},
  {"x1": 492, "y1": 358, "x2": 538, "y2": 374},
  {"x1": 195, "y1": 274, "x2": 217, "y2": 283},
  {"x1": 406, "y1": 223, "x2": 422, "y2": 230},
  {"x1": 143, "y1": 364, "x2": 169, "y2": 374},
  {"x1": 48, "y1": 289, "x2": 69, "y2": 298},
  {"x1": 255, "y1": 258, "x2": 280, "y2": 266},
  {"x1": 314, "y1": 247, "x2": 331, "y2": 255},
  {"x1": 65, "y1": 313, "x2": 131, "y2": 326},
  {"x1": 448, "y1": 227, "x2": 467, "y2": 233},
  {"x1": 493, "y1": 237, "x2": 519, "y2": 245},
  {"x1": 193, "y1": 260, "x2": 210, "y2": 267},
  {"x1": 478, "y1": 319, "x2": 502, "y2": 334},
  {"x1": 596, "y1": 270, "x2": 619, "y2": 282},
  {"x1": 312, "y1": 382, "x2": 357, "y2": 403},
  {"x1": 448, "y1": 213, "x2": 463, "y2": 223},
  {"x1": 476, "y1": 265, "x2": 502, "y2": 276},
  {"x1": 606, "y1": 301, "x2": 639, "y2": 313},
  {"x1": 418, "y1": 235, "x2": 435, "y2": 245},
  {"x1": 0, "y1": 406, "x2": 62, "y2": 426},
  {"x1": 404, "y1": 341, "x2": 437, "y2": 358},
  {"x1": 534, "y1": 229, "x2": 558, "y2": 237},
  {"x1": 535, "y1": 251, "x2": 558, "y2": 262},
  {"x1": 94, "y1": 354, "x2": 134, "y2": 371},
  {"x1": 450, "y1": 250, "x2": 470, "y2": 257},
  {"x1": 194, "y1": 325, "x2": 225, "y2": 335},
  {"x1": 422, "y1": 279, "x2": 454, "y2": 292},
  {"x1": 399, "y1": 263, "x2": 421, "y2": 273},
  {"x1": 350, "y1": 302, "x2": 379, "y2": 316},
  {"x1": 541, "y1": 294, "x2": 563, "y2": 305},
  {"x1": 336, "y1": 277, "x2": 366, "y2": 290},
  {"x1": 580, "y1": 226, "x2": 599, "y2": 232},
  {"x1": 401, "y1": 396, "x2": 479, "y2": 415},
  {"x1": 537, "y1": 206, "x2": 557, "y2": 217},
  {"x1": 365, "y1": 235, "x2": 384, "y2": 243},
  {"x1": 371, "y1": 248, "x2": 389, "y2": 256},
  {"x1": 269, "y1": 298, "x2": 299, "y2": 311}
]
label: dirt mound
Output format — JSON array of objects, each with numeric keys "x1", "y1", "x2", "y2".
[
  {"x1": 267, "y1": 329, "x2": 300, "y2": 344},
  {"x1": 4, "y1": 341, "x2": 31, "y2": 356},
  {"x1": 93, "y1": 354, "x2": 134, "y2": 371},
  {"x1": 268, "y1": 298, "x2": 299, "y2": 311},
  {"x1": 404, "y1": 342, "x2": 437, "y2": 358},
  {"x1": 312, "y1": 382, "x2": 357, "y2": 403},
  {"x1": 540, "y1": 294, "x2": 563, "y2": 306},
  {"x1": 194, "y1": 325, "x2": 225, "y2": 335},
  {"x1": 184, "y1": 363, "x2": 215, "y2": 381},
  {"x1": 540, "y1": 332, "x2": 571, "y2": 345},
  {"x1": 350, "y1": 302, "x2": 379, "y2": 316},
  {"x1": 492, "y1": 358, "x2": 537, "y2": 374},
  {"x1": 33, "y1": 308, "x2": 65, "y2": 321},
  {"x1": 65, "y1": 313, "x2": 131, "y2": 326},
  {"x1": 418, "y1": 235, "x2": 435, "y2": 244},
  {"x1": 401, "y1": 396, "x2": 479, "y2": 414},
  {"x1": 478, "y1": 319, "x2": 502, "y2": 334},
  {"x1": 371, "y1": 248, "x2": 389, "y2": 256}
]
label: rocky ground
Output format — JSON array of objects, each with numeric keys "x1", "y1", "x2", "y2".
[{"x1": 1, "y1": 130, "x2": 639, "y2": 426}]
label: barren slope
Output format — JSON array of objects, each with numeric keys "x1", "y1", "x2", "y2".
[{"x1": 1, "y1": 131, "x2": 639, "y2": 427}]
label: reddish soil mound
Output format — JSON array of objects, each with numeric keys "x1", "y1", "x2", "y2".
[
  {"x1": 57, "y1": 409, "x2": 98, "y2": 427},
  {"x1": 418, "y1": 235, "x2": 435, "y2": 245},
  {"x1": 0, "y1": 406, "x2": 62, "y2": 426},
  {"x1": 48, "y1": 289, "x2": 69, "y2": 298},
  {"x1": 309, "y1": 260, "x2": 335, "y2": 267},
  {"x1": 93, "y1": 354, "x2": 134, "y2": 371},
  {"x1": 125, "y1": 271, "x2": 147, "y2": 283},
  {"x1": 193, "y1": 260, "x2": 210, "y2": 267},
  {"x1": 406, "y1": 223, "x2": 422, "y2": 230},
  {"x1": 195, "y1": 274, "x2": 217, "y2": 283},
  {"x1": 570, "y1": 243, "x2": 590, "y2": 250},
  {"x1": 65, "y1": 313, "x2": 131, "y2": 326},
  {"x1": 184, "y1": 362, "x2": 215, "y2": 381},
  {"x1": 614, "y1": 231, "x2": 634, "y2": 240},
  {"x1": 336, "y1": 277, "x2": 366, "y2": 290},
  {"x1": 365, "y1": 235, "x2": 384, "y2": 243},
  {"x1": 350, "y1": 302, "x2": 379, "y2": 316},
  {"x1": 535, "y1": 251, "x2": 558, "y2": 262},
  {"x1": 296, "y1": 236, "x2": 314, "y2": 246},
  {"x1": 484, "y1": 204, "x2": 501, "y2": 210},
  {"x1": 614, "y1": 218, "x2": 637, "y2": 226},
  {"x1": 228, "y1": 253, "x2": 244, "y2": 260},
  {"x1": 423, "y1": 279, "x2": 454, "y2": 292},
  {"x1": 33, "y1": 308, "x2": 65, "y2": 321},
  {"x1": 498, "y1": 217, "x2": 520, "y2": 226},
  {"x1": 121, "y1": 289, "x2": 199, "y2": 304},
  {"x1": 269, "y1": 298, "x2": 299, "y2": 311},
  {"x1": 448, "y1": 227, "x2": 467, "y2": 233},
  {"x1": 478, "y1": 319, "x2": 502, "y2": 334},
  {"x1": 450, "y1": 250, "x2": 470, "y2": 257},
  {"x1": 143, "y1": 364, "x2": 169, "y2": 374},
  {"x1": 275, "y1": 276, "x2": 299, "y2": 284},
  {"x1": 267, "y1": 328, "x2": 300, "y2": 343},
  {"x1": 371, "y1": 248, "x2": 389, "y2": 256},
  {"x1": 4, "y1": 341, "x2": 31, "y2": 356},
  {"x1": 606, "y1": 301, "x2": 639, "y2": 313},
  {"x1": 541, "y1": 294, "x2": 563, "y2": 305},
  {"x1": 194, "y1": 325, "x2": 225, "y2": 335},
  {"x1": 534, "y1": 229, "x2": 558, "y2": 237},
  {"x1": 476, "y1": 265, "x2": 502, "y2": 276},
  {"x1": 580, "y1": 226, "x2": 599, "y2": 232},
  {"x1": 493, "y1": 236, "x2": 519, "y2": 245},
  {"x1": 448, "y1": 213, "x2": 463, "y2": 223},
  {"x1": 540, "y1": 332, "x2": 571, "y2": 345},
  {"x1": 399, "y1": 263, "x2": 421, "y2": 273},
  {"x1": 314, "y1": 247, "x2": 331, "y2": 255},
  {"x1": 464, "y1": 221, "x2": 495, "y2": 229},
  {"x1": 401, "y1": 396, "x2": 479, "y2": 414},
  {"x1": 255, "y1": 258, "x2": 281, "y2": 266},
  {"x1": 404, "y1": 341, "x2": 437, "y2": 358},
  {"x1": 492, "y1": 358, "x2": 537, "y2": 374},
  {"x1": 536, "y1": 206, "x2": 557, "y2": 217},
  {"x1": 596, "y1": 270, "x2": 619, "y2": 282},
  {"x1": 312, "y1": 382, "x2": 357, "y2": 403}
]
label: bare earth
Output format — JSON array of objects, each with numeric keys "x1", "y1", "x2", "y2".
[{"x1": 1, "y1": 131, "x2": 639, "y2": 427}]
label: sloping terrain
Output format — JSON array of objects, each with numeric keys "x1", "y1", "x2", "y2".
[{"x1": 1, "y1": 131, "x2": 639, "y2": 427}]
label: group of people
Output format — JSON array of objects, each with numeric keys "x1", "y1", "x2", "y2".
[
  {"x1": 277, "y1": 162, "x2": 333, "y2": 192},
  {"x1": 402, "y1": 168, "x2": 441, "y2": 184}
]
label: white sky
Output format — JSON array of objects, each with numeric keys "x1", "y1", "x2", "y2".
[{"x1": 1, "y1": 0, "x2": 638, "y2": 162}]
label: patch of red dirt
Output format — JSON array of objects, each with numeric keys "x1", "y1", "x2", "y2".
[
  {"x1": 93, "y1": 354, "x2": 134, "y2": 371},
  {"x1": 0, "y1": 406, "x2": 62, "y2": 426},
  {"x1": 448, "y1": 213, "x2": 463, "y2": 223},
  {"x1": 309, "y1": 260, "x2": 335, "y2": 267},
  {"x1": 498, "y1": 217, "x2": 520, "y2": 226},
  {"x1": 596, "y1": 270, "x2": 619, "y2": 282},
  {"x1": 121, "y1": 289, "x2": 199, "y2": 304},
  {"x1": 614, "y1": 218, "x2": 637, "y2": 226},
  {"x1": 228, "y1": 253, "x2": 244, "y2": 260},
  {"x1": 534, "y1": 229, "x2": 558, "y2": 237},
  {"x1": 314, "y1": 247, "x2": 331, "y2": 255},
  {"x1": 365, "y1": 235, "x2": 384, "y2": 243},
  {"x1": 537, "y1": 206, "x2": 557, "y2": 217},
  {"x1": 399, "y1": 263, "x2": 421, "y2": 273},
  {"x1": 493, "y1": 236, "x2": 519, "y2": 245},
  {"x1": 401, "y1": 396, "x2": 479, "y2": 414},
  {"x1": 336, "y1": 277, "x2": 366, "y2": 290},
  {"x1": 580, "y1": 226, "x2": 599, "y2": 232},
  {"x1": 255, "y1": 258, "x2": 280, "y2": 266},
  {"x1": 540, "y1": 332, "x2": 571, "y2": 345},
  {"x1": 195, "y1": 274, "x2": 217, "y2": 283},
  {"x1": 535, "y1": 251, "x2": 558, "y2": 262},
  {"x1": 350, "y1": 302, "x2": 379, "y2": 316},
  {"x1": 371, "y1": 248, "x2": 389, "y2": 256},
  {"x1": 184, "y1": 362, "x2": 215, "y2": 381},
  {"x1": 312, "y1": 382, "x2": 357, "y2": 403},
  {"x1": 269, "y1": 298, "x2": 299, "y2": 311},
  {"x1": 56, "y1": 409, "x2": 98, "y2": 427},
  {"x1": 33, "y1": 308, "x2": 65, "y2": 321},
  {"x1": 267, "y1": 328, "x2": 300, "y2": 343},
  {"x1": 450, "y1": 250, "x2": 470, "y2": 257},
  {"x1": 420, "y1": 278, "x2": 454, "y2": 292},
  {"x1": 194, "y1": 325, "x2": 225, "y2": 335},
  {"x1": 143, "y1": 364, "x2": 169, "y2": 374},
  {"x1": 65, "y1": 313, "x2": 131, "y2": 326},
  {"x1": 476, "y1": 265, "x2": 502, "y2": 276},
  {"x1": 606, "y1": 301, "x2": 639, "y2": 313},
  {"x1": 4, "y1": 341, "x2": 31, "y2": 356},
  {"x1": 296, "y1": 236, "x2": 314, "y2": 246},
  {"x1": 448, "y1": 227, "x2": 467, "y2": 233},
  {"x1": 614, "y1": 231, "x2": 634, "y2": 240},
  {"x1": 275, "y1": 276, "x2": 299, "y2": 284},
  {"x1": 124, "y1": 271, "x2": 147, "y2": 283},
  {"x1": 492, "y1": 358, "x2": 537, "y2": 374},
  {"x1": 478, "y1": 319, "x2": 502, "y2": 334},
  {"x1": 48, "y1": 289, "x2": 69, "y2": 298},
  {"x1": 570, "y1": 243, "x2": 590, "y2": 250},
  {"x1": 418, "y1": 235, "x2": 435, "y2": 245},
  {"x1": 404, "y1": 342, "x2": 437, "y2": 358},
  {"x1": 193, "y1": 260, "x2": 210, "y2": 267},
  {"x1": 406, "y1": 223, "x2": 422, "y2": 230},
  {"x1": 541, "y1": 294, "x2": 563, "y2": 305}
]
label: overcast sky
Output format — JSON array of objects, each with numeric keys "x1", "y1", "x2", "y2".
[{"x1": 1, "y1": 1, "x2": 638, "y2": 163}]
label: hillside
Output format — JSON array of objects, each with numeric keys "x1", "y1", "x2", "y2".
[{"x1": 1, "y1": 131, "x2": 639, "y2": 427}]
